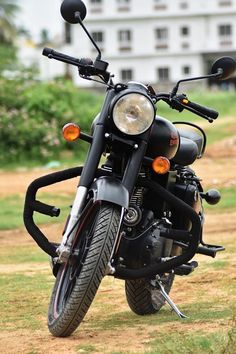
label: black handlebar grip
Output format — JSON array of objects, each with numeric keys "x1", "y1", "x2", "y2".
[
  {"x1": 42, "y1": 47, "x2": 54, "y2": 57},
  {"x1": 42, "y1": 47, "x2": 81, "y2": 66},
  {"x1": 183, "y1": 99, "x2": 219, "y2": 120}
]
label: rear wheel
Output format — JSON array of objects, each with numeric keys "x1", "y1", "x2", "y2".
[
  {"x1": 125, "y1": 234, "x2": 175, "y2": 315},
  {"x1": 125, "y1": 273, "x2": 174, "y2": 315},
  {"x1": 48, "y1": 202, "x2": 121, "y2": 337}
]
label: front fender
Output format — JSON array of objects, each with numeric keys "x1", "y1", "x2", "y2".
[{"x1": 90, "y1": 176, "x2": 129, "y2": 209}]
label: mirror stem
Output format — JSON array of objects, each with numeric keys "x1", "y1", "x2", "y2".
[
  {"x1": 74, "y1": 11, "x2": 102, "y2": 60},
  {"x1": 170, "y1": 69, "x2": 224, "y2": 98}
]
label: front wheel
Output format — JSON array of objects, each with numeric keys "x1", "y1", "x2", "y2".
[{"x1": 48, "y1": 202, "x2": 121, "y2": 337}]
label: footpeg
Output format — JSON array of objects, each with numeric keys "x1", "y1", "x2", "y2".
[
  {"x1": 156, "y1": 279, "x2": 187, "y2": 319},
  {"x1": 197, "y1": 243, "x2": 225, "y2": 258},
  {"x1": 173, "y1": 261, "x2": 198, "y2": 276}
]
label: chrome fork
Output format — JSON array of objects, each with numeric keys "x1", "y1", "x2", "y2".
[{"x1": 56, "y1": 186, "x2": 88, "y2": 262}]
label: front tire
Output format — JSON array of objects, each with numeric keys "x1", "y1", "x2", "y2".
[{"x1": 48, "y1": 202, "x2": 121, "y2": 337}]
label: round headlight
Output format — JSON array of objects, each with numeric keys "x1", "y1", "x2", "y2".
[{"x1": 112, "y1": 93, "x2": 155, "y2": 135}]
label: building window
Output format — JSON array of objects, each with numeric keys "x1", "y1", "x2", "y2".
[
  {"x1": 121, "y1": 69, "x2": 133, "y2": 81},
  {"x1": 64, "y1": 22, "x2": 72, "y2": 44},
  {"x1": 92, "y1": 31, "x2": 104, "y2": 43},
  {"x1": 181, "y1": 42, "x2": 190, "y2": 49},
  {"x1": 218, "y1": 24, "x2": 232, "y2": 36},
  {"x1": 219, "y1": 0, "x2": 232, "y2": 6},
  {"x1": 218, "y1": 24, "x2": 232, "y2": 47},
  {"x1": 180, "y1": 26, "x2": 189, "y2": 37},
  {"x1": 90, "y1": 0, "x2": 103, "y2": 13},
  {"x1": 91, "y1": 31, "x2": 104, "y2": 51},
  {"x1": 154, "y1": 0, "x2": 167, "y2": 10},
  {"x1": 155, "y1": 27, "x2": 169, "y2": 49},
  {"x1": 118, "y1": 30, "x2": 132, "y2": 51},
  {"x1": 182, "y1": 66, "x2": 191, "y2": 75},
  {"x1": 158, "y1": 67, "x2": 170, "y2": 82},
  {"x1": 117, "y1": 0, "x2": 130, "y2": 11},
  {"x1": 179, "y1": 2, "x2": 188, "y2": 9}
]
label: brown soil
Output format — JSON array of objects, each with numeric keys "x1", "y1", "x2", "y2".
[
  {"x1": 0, "y1": 135, "x2": 235, "y2": 353},
  {"x1": 0, "y1": 211, "x2": 235, "y2": 354}
]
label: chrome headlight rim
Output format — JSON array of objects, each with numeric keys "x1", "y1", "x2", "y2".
[{"x1": 111, "y1": 91, "x2": 155, "y2": 136}]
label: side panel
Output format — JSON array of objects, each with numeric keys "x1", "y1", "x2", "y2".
[{"x1": 90, "y1": 176, "x2": 129, "y2": 209}]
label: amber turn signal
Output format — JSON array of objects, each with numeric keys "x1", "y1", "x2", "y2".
[
  {"x1": 62, "y1": 123, "x2": 81, "y2": 142},
  {"x1": 152, "y1": 156, "x2": 170, "y2": 174}
]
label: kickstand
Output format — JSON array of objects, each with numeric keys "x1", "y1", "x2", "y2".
[{"x1": 156, "y1": 280, "x2": 187, "y2": 319}]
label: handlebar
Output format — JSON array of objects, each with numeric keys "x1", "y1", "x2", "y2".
[
  {"x1": 43, "y1": 47, "x2": 219, "y2": 120},
  {"x1": 42, "y1": 47, "x2": 84, "y2": 66},
  {"x1": 156, "y1": 93, "x2": 219, "y2": 122},
  {"x1": 180, "y1": 97, "x2": 219, "y2": 120},
  {"x1": 43, "y1": 47, "x2": 110, "y2": 83}
]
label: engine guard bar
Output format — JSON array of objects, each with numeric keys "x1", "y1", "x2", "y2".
[
  {"x1": 114, "y1": 178, "x2": 201, "y2": 280},
  {"x1": 24, "y1": 168, "x2": 201, "y2": 277},
  {"x1": 23, "y1": 166, "x2": 115, "y2": 257},
  {"x1": 23, "y1": 167, "x2": 84, "y2": 258}
]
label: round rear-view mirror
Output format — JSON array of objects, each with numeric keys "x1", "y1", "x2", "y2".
[
  {"x1": 211, "y1": 56, "x2": 236, "y2": 80},
  {"x1": 61, "y1": 0, "x2": 87, "y2": 24}
]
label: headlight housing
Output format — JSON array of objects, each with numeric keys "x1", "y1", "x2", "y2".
[{"x1": 112, "y1": 93, "x2": 155, "y2": 135}]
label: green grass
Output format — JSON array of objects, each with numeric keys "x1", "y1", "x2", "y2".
[
  {"x1": 204, "y1": 187, "x2": 236, "y2": 212},
  {"x1": 144, "y1": 331, "x2": 228, "y2": 354},
  {"x1": 75, "y1": 344, "x2": 97, "y2": 353},
  {"x1": 0, "y1": 208, "x2": 235, "y2": 353},
  {"x1": 0, "y1": 245, "x2": 48, "y2": 264},
  {"x1": 204, "y1": 124, "x2": 233, "y2": 145},
  {"x1": 0, "y1": 193, "x2": 73, "y2": 230},
  {"x1": 0, "y1": 273, "x2": 53, "y2": 331},
  {"x1": 0, "y1": 186, "x2": 235, "y2": 231}
]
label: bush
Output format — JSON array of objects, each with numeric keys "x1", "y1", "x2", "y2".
[
  {"x1": 0, "y1": 44, "x2": 17, "y2": 73},
  {"x1": 0, "y1": 76, "x2": 103, "y2": 165}
]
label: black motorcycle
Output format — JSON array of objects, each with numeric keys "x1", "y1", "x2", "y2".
[{"x1": 24, "y1": 0, "x2": 236, "y2": 337}]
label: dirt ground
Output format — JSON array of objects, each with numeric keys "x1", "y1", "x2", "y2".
[{"x1": 0, "y1": 135, "x2": 235, "y2": 353}]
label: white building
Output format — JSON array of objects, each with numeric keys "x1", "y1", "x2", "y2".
[
  {"x1": 17, "y1": 0, "x2": 236, "y2": 88},
  {"x1": 16, "y1": 0, "x2": 64, "y2": 78}
]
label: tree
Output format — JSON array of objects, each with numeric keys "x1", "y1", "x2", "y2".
[
  {"x1": 0, "y1": 0, "x2": 19, "y2": 72},
  {"x1": 0, "y1": 0, "x2": 19, "y2": 44}
]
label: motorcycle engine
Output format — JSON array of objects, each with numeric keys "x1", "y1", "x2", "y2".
[
  {"x1": 171, "y1": 167, "x2": 203, "y2": 230},
  {"x1": 118, "y1": 209, "x2": 173, "y2": 270}
]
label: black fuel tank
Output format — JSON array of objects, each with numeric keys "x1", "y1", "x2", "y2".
[{"x1": 146, "y1": 116, "x2": 180, "y2": 159}]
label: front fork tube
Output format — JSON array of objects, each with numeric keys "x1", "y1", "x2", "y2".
[
  {"x1": 57, "y1": 186, "x2": 88, "y2": 262},
  {"x1": 122, "y1": 140, "x2": 148, "y2": 194},
  {"x1": 57, "y1": 124, "x2": 106, "y2": 262},
  {"x1": 106, "y1": 207, "x2": 125, "y2": 275}
]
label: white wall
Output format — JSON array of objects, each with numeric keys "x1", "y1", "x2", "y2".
[
  {"x1": 16, "y1": 0, "x2": 63, "y2": 43},
  {"x1": 16, "y1": 0, "x2": 236, "y2": 86}
]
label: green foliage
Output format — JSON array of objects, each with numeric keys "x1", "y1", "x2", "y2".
[
  {"x1": 0, "y1": 76, "x2": 103, "y2": 164},
  {"x1": 1, "y1": 75, "x2": 236, "y2": 167},
  {"x1": 0, "y1": 43, "x2": 17, "y2": 72},
  {"x1": 0, "y1": 0, "x2": 19, "y2": 44}
]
